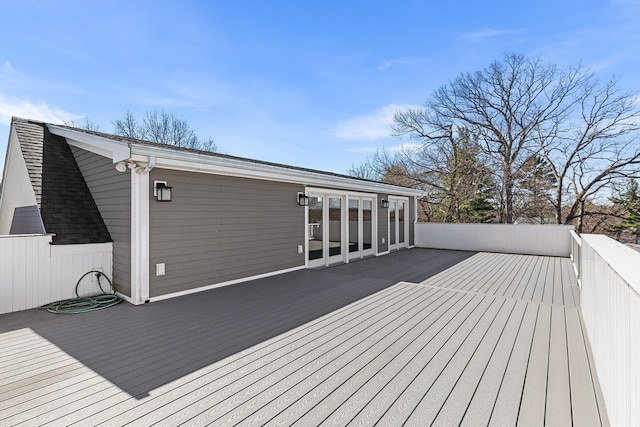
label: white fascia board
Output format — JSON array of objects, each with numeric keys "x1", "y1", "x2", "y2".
[
  {"x1": 47, "y1": 125, "x2": 131, "y2": 162},
  {"x1": 131, "y1": 145, "x2": 424, "y2": 197}
]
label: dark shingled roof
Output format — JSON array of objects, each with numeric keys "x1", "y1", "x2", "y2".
[
  {"x1": 54, "y1": 124, "x2": 387, "y2": 186},
  {"x1": 13, "y1": 118, "x2": 112, "y2": 245}
]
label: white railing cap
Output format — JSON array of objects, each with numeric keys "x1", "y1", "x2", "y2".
[{"x1": 582, "y1": 234, "x2": 640, "y2": 294}]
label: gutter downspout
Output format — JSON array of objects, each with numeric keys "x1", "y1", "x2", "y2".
[
  {"x1": 143, "y1": 155, "x2": 156, "y2": 174},
  {"x1": 131, "y1": 155, "x2": 155, "y2": 304}
]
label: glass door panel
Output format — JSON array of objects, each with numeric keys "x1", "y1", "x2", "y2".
[
  {"x1": 389, "y1": 198, "x2": 408, "y2": 251},
  {"x1": 362, "y1": 199, "x2": 373, "y2": 252},
  {"x1": 398, "y1": 201, "x2": 405, "y2": 244},
  {"x1": 348, "y1": 199, "x2": 359, "y2": 253},
  {"x1": 307, "y1": 191, "x2": 374, "y2": 266},
  {"x1": 308, "y1": 196, "x2": 323, "y2": 261},
  {"x1": 328, "y1": 197, "x2": 342, "y2": 259},
  {"x1": 389, "y1": 201, "x2": 397, "y2": 246}
]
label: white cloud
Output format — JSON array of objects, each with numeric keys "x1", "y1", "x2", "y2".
[
  {"x1": 347, "y1": 141, "x2": 423, "y2": 154},
  {"x1": 333, "y1": 104, "x2": 422, "y2": 141},
  {"x1": 0, "y1": 94, "x2": 78, "y2": 125},
  {"x1": 1, "y1": 62, "x2": 87, "y2": 97},
  {"x1": 377, "y1": 57, "x2": 422, "y2": 71},
  {"x1": 387, "y1": 142, "x2": 423, "y2": 153},
  {"x1": 459, "y1": 28, "x2": 517, "y2": 41}
]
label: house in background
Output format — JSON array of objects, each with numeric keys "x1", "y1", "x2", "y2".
[{"x1": 0, "y1": 117, "x2": 422, "y2": 305}]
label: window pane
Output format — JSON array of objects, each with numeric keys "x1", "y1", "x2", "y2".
[
  {"x1": 349, "y1": 199, "x2": 359, "y2": 253},
  {"x1": 308, "y1": 196, "x2": 323, "y2": 260},
  {"x1": 363, "y1": 199, "x2": 372, "y2": 250},
  {"x1": 389, "y1": 201, "x2": 396, "y2": 245},
  {"x1": 399, "y1": 201, "x2": 405, "y2": 244},
  {"x1": 329, "y1": 197, "x2": 342, "y2": 256}
]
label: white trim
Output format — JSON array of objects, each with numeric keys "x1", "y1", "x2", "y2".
[
  {"x1": 306, "y1": 187, "x2": 380, "y2": 265},
  {"x1": 149, "y1": 265, "x2": 307, "y2": 302},
  {"x1": 306, "y1": 189, "x2": 379, "y2": 268},
  {"x1": 388, "y1": 196, "x2": 410, "y2": 251},
  {"x1": 117, "y1": 292, "x2": 135, "y2": 305},
  {"x1": 376, "y1": 250, "x2": 391, "y2": 256},
  {"x1": 347, "y1": 196, "x2": 376, "y2": 261},
  {"x1": 48, "y1": 125, "x2": 131, "y2": 162},
  {"x1": 131, "y1": 146, "x2": 423, "y2": 197},
  {"x1": 130, "y1": 169, "x2": 150, "y2": 304},
  {"x1": 49, "y1": 242, "x2": 112, "y2": 256},
  {"x1": 0, "y1": 233, "x2": 54, "y2": 239},
  {"x1": 46, "y1": 124, "x2": 421, "y2": 195},
  {"x1": 306, "y1": 187, "x2": 380, "y2": 198}
]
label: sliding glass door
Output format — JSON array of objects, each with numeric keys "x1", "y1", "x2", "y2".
[
  {"x1": 307, "y1": 190, "x2": 377, "y2": 267},
  {"x1": 389, "y1": 198, "x2": 409, "y2": 251},
  {"x1": 348, "y1": 197, "x2": 374, "y2": 260},
  {"x1": 308, "y1": 193, "x2": 345, "y2": 268}
]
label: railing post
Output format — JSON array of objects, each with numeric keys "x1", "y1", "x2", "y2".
[{"x1": 569, "y1": 230, "x2": 581, "y2": 286}]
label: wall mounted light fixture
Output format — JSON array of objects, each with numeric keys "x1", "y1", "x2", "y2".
[
  {"x1": 380, "y1": 199, "x2": 389, "y2": 208},
  {"x1": 154, "y1": 181, "x2": 173, "y2": 202},
  {"x1": 297, "y1": 192, "x2": 309, "y2": 206}
]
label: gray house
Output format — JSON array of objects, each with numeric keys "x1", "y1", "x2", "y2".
[{"x1": 0, "y1": 117, "x2": 422, "y2": 305}]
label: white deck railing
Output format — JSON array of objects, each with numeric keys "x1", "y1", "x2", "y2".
[
  {"x1": 0, "y1": 234, "x2": 113, "y2": 314},
  {"x1": 414, "y1": 223, "x2": 573, "y2": 256},
  {"x1": 416, "y1": 222, "x2": 638, "y2": 426},
  {"x1": 578, "y1": 234, "x2": 639, "y2": 427}
]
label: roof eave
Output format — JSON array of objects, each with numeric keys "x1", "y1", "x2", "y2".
[
  {"x1": 130, "y1": 144, "x2": 423, "y2": 196},
  {"x1": 46, "y1": 123, "x2": 422, "y2": 197},
  {"x1": 47, "y1": 124, "x2": 131, "y2": 163}
]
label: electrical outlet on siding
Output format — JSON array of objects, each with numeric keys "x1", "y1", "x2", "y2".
[
  {"x1": 297, "y1": 245, "x2": 303, "y2": 254},
  {"x1": 156, "y1": 263, "x2": 166, "y2": 276},
  {"x1": 382, "y1": 237, "x2": 385, "y2": 244}
]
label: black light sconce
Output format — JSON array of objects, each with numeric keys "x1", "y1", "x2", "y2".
[
  {"x1": 154, "y1": 181, "x2": 173, "y2": 202},
  {"x1": 297, "y1": 192, "x2": 309, "y2": 206},
  {"x1": 380, "y1": 198, "x2": 389, "y2": 208}
]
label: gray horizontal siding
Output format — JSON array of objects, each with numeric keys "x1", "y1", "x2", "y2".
[
  {"x1": 71, "y1": 146, "x2": 131, "y2": 296},
  {"x1": 149, "y1": 169, "x2": 304, "y2": 297}
]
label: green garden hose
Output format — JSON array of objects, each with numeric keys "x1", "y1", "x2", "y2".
[{"x1": 40, "y1": 270, "x2": 122, "y2": 314}]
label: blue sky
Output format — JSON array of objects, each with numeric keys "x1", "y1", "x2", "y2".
[{"x1": 1, "y1": 0, "x2": 638, "y2": 178}]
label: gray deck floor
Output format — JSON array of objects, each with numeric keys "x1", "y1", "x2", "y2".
[{"x1": 0, "y1": 249, "x2": 608, "y2": 426}]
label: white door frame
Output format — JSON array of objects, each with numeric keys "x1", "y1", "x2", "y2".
[
  {"x1": 388, "y1": 196, "x2": 409, "y2": 251},
  {"x1": 347, "y1": 196, "x2": 375, "y2": 261},
  {"x1": 305, "y1": 188, "x2": 378, "y2": 268}
]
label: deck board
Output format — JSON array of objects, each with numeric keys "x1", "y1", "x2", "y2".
[
  {"x1": 517, "y1": 302, "x2": 551, "y2": 427},
  {"x1": 457, "y1": 299, "x2": 528, "y2": 427},
  {"x1": 545, "y1": 305, "x2": 572, "y2": 426},
  {"x1": 566, "y1": 307, "x2": 602, "y2": 427},
  {"x1": 0, "y1": 249, "x2": 607, "y2": 426}
]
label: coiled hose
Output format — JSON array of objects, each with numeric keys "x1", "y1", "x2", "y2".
[{"x1": 40, "y1": 271, "x2": 122, "y2": 314}]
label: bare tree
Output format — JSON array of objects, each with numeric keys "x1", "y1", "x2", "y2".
[
  {"x1": 537, "y1": 77, "x2": 640, "y2": 232},
  {"x1": 394, "y1": 53, "x2": 639, "y2": 225},
  {"x1": 112, "y1": 109, "x2": 217, "y2": 152},
  {"x1": 64, "y1": 117, "x2": 100, "y2": 131},
  {"x1": 350, "y1": 126, "x2": 496, "y2": 222},
  {"x1": 112, "y1": 111, "x2": 139, "y2": 139}
]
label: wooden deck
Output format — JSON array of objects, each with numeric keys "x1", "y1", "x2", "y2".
[{"x1": 0, "y1": 249, "x2": 608, "y2": 426}]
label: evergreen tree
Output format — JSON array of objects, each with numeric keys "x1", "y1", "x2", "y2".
[{"x1": 611, "y1": 180, "x2": 640, "y2": 243}]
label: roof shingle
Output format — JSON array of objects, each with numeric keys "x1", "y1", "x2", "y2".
[{"x1": 13, "y1": 118, "x2": 112, "y2": 245}]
